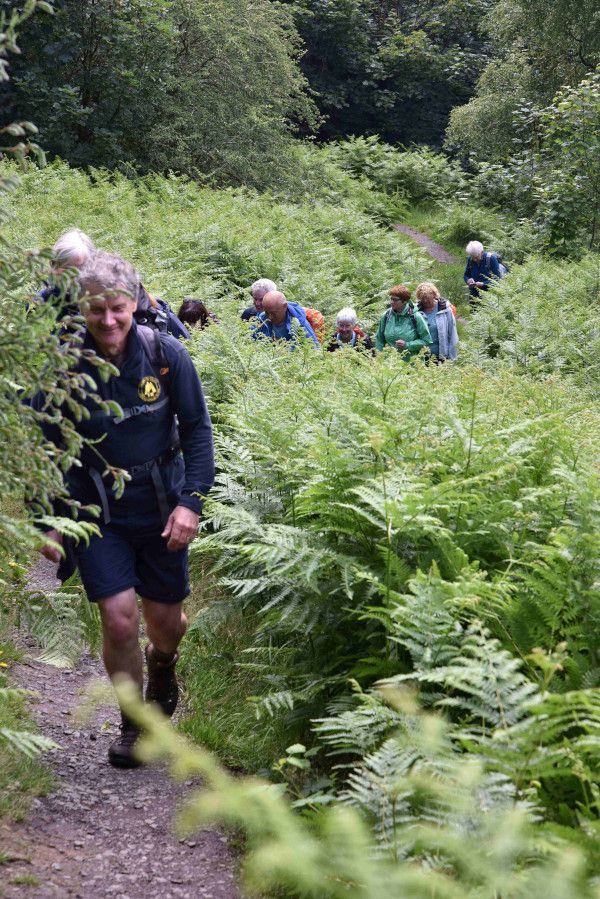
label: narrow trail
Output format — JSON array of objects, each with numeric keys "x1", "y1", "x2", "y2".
[
  {"x1": 393, "y1": 224, "x2": 458, "y2": 264},
  {"x1": 1, "y1": 559, "x2": 239, "y2": 899}
]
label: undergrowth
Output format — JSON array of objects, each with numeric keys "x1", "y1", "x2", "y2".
[{"x1": 4, "y1": 152, "x2": 600, "y2": 892}]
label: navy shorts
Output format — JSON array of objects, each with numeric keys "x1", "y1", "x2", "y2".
[{"x1": 74, "y1": 519, "x2": 190, "y2": 604}]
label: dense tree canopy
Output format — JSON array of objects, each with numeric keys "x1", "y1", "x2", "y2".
[
  {"x1": 0, "y1": 0, "x2": 318, "y2": 188},
  {"x1": 446, "y1": 0, "x2": 600, "y2": 160},
  {"x1": 283, "y1": 0, "x2": 495, "y2": 147}
]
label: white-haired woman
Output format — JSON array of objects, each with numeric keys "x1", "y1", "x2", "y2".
[
  {"x1": 36, "y1": 228, "x2": 95, "y2": 315},
  {"x1": 464, "y1": 240, "x2": 503, "y2": 300},
  {"x1": 241, "y1": 278, "x2": 277, "y2": 321},
  {"x1": 52, "y1": 228, "x2": 95, "y2": 274},
  {"x1": 327, "y1": 307, "x2": 374, "y2": 352},
  {"x1": 415, "y1": 282, "x2": 458, "y2": 362}
]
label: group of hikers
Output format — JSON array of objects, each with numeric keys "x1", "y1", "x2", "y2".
[
  {"x1": 43, "y1": 230, "x2": 509, "y2": 365},
  {"x1": 194, "y1": 241, "x2": 505, "y2": 363},
  {"x1": 31, "y1": 228, "x2": 506, "y2": 771},
  {"x1": 240, "y1": 277, "x2": 458, "y2": 361}
]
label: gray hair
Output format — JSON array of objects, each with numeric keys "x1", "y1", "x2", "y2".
[
  {"x1": 466, "y1": 240, "x2": 484, "y2": 257},
  {"x1": 78, "y1": 250, "x2": 139, "y2": 301},
  {"x1": 251, "y1": 278, "x2": 277, "y2": 297},
  {"x1": 52, "y1": 228, "x2": 95, "y2": 267},
  {"x1": 336, "y1": 306, "x2": 358, "y2": 327}
]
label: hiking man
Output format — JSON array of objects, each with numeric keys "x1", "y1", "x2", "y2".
[
  {"x1": 252, "y1": 290, "x2": 320, "y2": 347},
  {"x1": 464, "y1": 240, "x2": 503, "y2": 299},
  {"x1": 38, "y1": 250, "x2": 214, "y2": 769},
  {"x1": 241, "y1": 278, "x2": 277, "y2": 321}
]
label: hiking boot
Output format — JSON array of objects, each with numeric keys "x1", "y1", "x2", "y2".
[
  {"x1": 145, "y1": 645, "x2": 179, "y2": 717},
  {"x1": 108, "y1": 714, "x2": 142, "y2": 769}
]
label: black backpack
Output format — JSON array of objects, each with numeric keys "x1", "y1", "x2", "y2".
[{"x1": 135, "y1": 285, "x2": 189, "y2": 338}]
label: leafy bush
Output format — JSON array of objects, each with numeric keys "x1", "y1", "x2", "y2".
[
  {"x1": 188, "y1": 324, "x2": 600, "y2": 726},
  {"x1": 466, "y1": 254, "x2": 600, "y2": 389},
  {"x1": 117, "y1": 680, "x2": 600, "y2": 898},
  {"x1": 330, "y1": 136, "x2": 467, "y2": 206}
]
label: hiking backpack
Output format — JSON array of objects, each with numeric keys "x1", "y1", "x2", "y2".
[
  {"x1": 135, "y1": 285, "x2": 190, "y2": 339},
  {"x1": 303, "y1": 307, "x2": 325, "y2": 344}
]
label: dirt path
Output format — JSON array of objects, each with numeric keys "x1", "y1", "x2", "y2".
[
  {"x1": 393, "y1": 224, "x2": 458, "y2": 264},
  {"x1": 1, "y1": 559, "x2": 239, "y2": 899}
]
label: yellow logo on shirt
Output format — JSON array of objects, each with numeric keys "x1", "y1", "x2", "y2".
[{"x1": 138, "y1": 376, "x2": 161, "y2": 402}]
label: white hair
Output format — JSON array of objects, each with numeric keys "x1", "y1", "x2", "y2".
[
  {"x1": 336, "y1": 306, "x2": 358, "y2": 327},
  {"x1": 52, "y1": 228, "x2": 95, "y2": 267},
  {"x1": 251, "y1": 278, "x2": 277, "y2": 297},
  {"x1": 466, "y1": 240, "x2": 484, "y2": 257},
  {"x1": 78, "y1": 250, "x2": 139, "y2": 301}
]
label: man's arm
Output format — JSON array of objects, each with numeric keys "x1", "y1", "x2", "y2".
[
  {"x1": 165, "y1": 340, "x2": 215, "y2": 516},
  {"x1": 464, "y1": 258, "x2": 473, "y2": 284}
]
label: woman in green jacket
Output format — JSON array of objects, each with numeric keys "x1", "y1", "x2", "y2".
[{"x1": 375, "y1": 285, "x2": 432, "y2": 357}]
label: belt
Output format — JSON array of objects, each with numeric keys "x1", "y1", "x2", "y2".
[
  {"x1": 87, "y1": 444, "x2": 181, "y2": 526},
  {"x1": 127, "y1": 444, "x2": 181, "y2": 477}
]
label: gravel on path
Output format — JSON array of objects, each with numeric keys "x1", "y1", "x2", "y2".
[
  {"x1": 1, "y1": 559, "x2": 239, "y2": 899},
  {"x1": 393, "y1": 224, "x2": 459, "y2": 264}
]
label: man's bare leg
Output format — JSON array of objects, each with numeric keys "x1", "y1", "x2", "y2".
[
  {"x1": 98, "y1": 588, "x2": 143, "y2": 768},
  {"x1": 98, "y1": 588, "x2": 143, "y2": 690},
  {"x1": 141, "y1": 598, "x2": 187, "y2": 655}
]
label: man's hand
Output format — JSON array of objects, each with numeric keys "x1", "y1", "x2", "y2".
[
  {"x1": 467, "y1": 278, "x2": 475, "y2": 286},
  {"x1": 161, "y1": 506, "x2": 200, "y2": 552},
  {"x1": 40, "y1": 528, "x2": 63, "y2": 564},
  {"x1": 395, "y1": 339, "x2": 406, "y2": 349}
]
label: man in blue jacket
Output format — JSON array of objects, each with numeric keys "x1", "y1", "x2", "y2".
[
  {"x1": 252, "y1": 290, "x2": 320, "y2": 348},
  {"x1": 38, "y1": 251, "x2": 214, "y2": 769},
  {"x1": 464, "y1": 240, "x2": 503, "y2": 299}
]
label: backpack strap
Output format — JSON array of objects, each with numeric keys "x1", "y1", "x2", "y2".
[
  {"x1": 85, "y1": 326, "x2": 177, "y2": 526},
  {"x1": 137, "y1": 324, "x2": 169, "y2": 375},
  {"x1": 406, "y1": 304, "x2": 419, "y2": 339}
]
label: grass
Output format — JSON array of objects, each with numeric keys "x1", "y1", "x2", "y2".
[
  {"x1": 177, "y1": 559, "x2": 295, "y2": 774},
  {"x1": 10, "y1": 874, "x2": 40, "y2": 887},
  {"x1": 0, "y1": 532, "x2": 54, "y2": 823},
  {"x1": 0, "y1": 661, "x2": 54, "y2": 821}
]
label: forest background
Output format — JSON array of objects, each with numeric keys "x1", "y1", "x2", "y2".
[{"x1": 1, "y1": 0, "x2": 600, "y2": 896}]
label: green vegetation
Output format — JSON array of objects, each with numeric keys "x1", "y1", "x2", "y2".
[
  {"x1": 10, "y1": 873, "x2": 41, "y2": 887},
  {"x1": 1, "y1": 0, "x2": 317, "y2": 190},
  {"x1": 447, "y1": 0, "x2": 600, "y2": 162},
  {"x1": 4, "y1": 146, "x2": 600, "y2": 889},
  {"x1": 0, "y1": 655, "x2": 55, "y2": 820},
  {"x1": 120, "y1": 680, "x2": 600, "y2": 899},
  {"x1": 2, "y1": 0, "x2": 600, "y2": 893}
]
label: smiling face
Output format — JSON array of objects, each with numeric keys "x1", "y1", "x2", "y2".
[
  {"x1": 81, "y1": 287, "x2": 137, "y2": 358},
  {"x1": 337, "y1": 322, "x2": 355, "y2": 342}
]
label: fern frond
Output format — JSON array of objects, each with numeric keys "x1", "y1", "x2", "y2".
[{"x1": 0, "y1": 727, "x2": 58, "y2": 757}]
